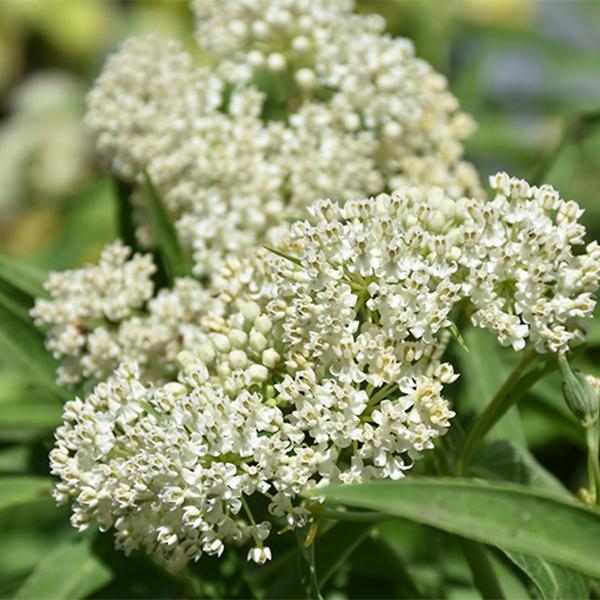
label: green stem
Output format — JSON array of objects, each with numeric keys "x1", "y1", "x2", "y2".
[
  {"x1": 585, "y1": 425, "x2": 600, "y2": 505},
  {"x1": 364, "y1": 382, "x2": 398, "y2": 415},
  {"x1": 459, "y1": 538, "x2": 505, "y2": 600},
  {"x1": 295, "y1": 525, "x2": 323, "y2": 600},
  {"x1": 457, "y1": 348, "x2": 538, "y2": 474}
]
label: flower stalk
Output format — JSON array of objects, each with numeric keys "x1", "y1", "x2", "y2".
[{"x1": 457, "y1": 348, "x2": 538, "y2": 475}]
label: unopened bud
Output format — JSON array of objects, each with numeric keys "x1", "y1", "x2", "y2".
[
  {"x1": 197, "y1": 343, "x2": 215, "y2": 365},
  {"x1": 249, "y1": 330, "x2": 268, "y2": 352},
  {"x1": 177, "y1": 351, "x2": 196, "y2": 369},
  {"x1": 558, "y1": 355, "x2": 599, "y2": 428},
  {"x1": 262, "y1": 348, "x2": 280, "y2": 369},
  {"x1": 254, "y1": 315, "x2": 273, "y2": 335},
  {"x1": 229, "y1": 350, "x2": 248, "y2": 370},
  {"x1": 249, "y1": 364, "x2": 269, "y2": 383},
  {"x1": 229, "y1": 329, "x2": 248, "y2": 348}
]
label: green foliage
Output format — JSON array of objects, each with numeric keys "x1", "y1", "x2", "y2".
[
  {"x1": 143, "y1": 172, "x2": 192, "y2": 286},
  {"x1": 0, "y1": 477, "x2": 53, "y2": 513},
  {"x1": 503, "y1": 551, "x2": 588, "y2": 600},
  {"x1": 0, "y1": 302, "x2": 68, "y2": 399},
  {"x1": 13, "y1": 538, "x2": 112, "y2": 600},
  {"x1": 310, "y1": 477, "x2": 600, "y2": 579},
  {"x1": 0, "y1": 254, "x2": 47, "y2": 300}
]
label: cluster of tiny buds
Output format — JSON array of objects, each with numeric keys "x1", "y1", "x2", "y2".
[{"x1": 177, "y1": 301, "x2": 280, "y2": 396}]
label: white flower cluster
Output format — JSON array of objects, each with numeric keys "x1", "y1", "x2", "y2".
[
  {"x1": 471, "y1": 173, "x2": 600, "y2": 353},
  {"x1": 49, "y1": 173, "x2": 600, "y2": 565},
  {"x1": 50, "y1": 302, "x2": 455, "y2": 566},
  {"x1": 86, "y1": 0, "x2": 479, "y2": 275},
  {"x1": 32, "y1": 242, "x2": 221, "y2": 385}
]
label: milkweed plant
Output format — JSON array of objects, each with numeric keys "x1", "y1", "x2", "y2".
[{"x1": 2, "y1": 1, "x2": 600, "y2": 599}]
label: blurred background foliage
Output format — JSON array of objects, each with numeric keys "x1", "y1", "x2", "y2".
[{"x1": 0, "y1": 1, "x2": 600, "y2": 598}]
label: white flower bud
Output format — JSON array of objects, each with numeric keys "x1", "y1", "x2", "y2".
[
  {"x1": 229, "y1": 329, "x2": 248, "y2": 348},
  {"x1": 249, "y1": 330, "x2": 268, "y2": 352},
  {"x1": 262, "y1": 349, "x2": 280, "y2": 368},
  {"x1": 254, "y1": 315, "x2": 272, "y2": 335},
  {"x1": 247, "y1": 50, "x2": 265, "y2": 68},
  {"x1": 428, "y1": 210, "x2": 446, "y2": 233},
  {"x1": 343, "y1": 112, "x2": 361, "y2": 131},
  {"x1": 383, "y1": 121, "x2": 403, "y2": 139},
  {"x1": 211, "y1": 334, "x2": 230, "y2": 353},
  {"x1": 291, "y1": 35, "x2": 310, "y2": 53},
  {"x1": 163, "y1": 382, "x2": 187, "y2": 398},
  {"x1": 241, "y1": 301, "x2": 261, "y2": 322},
  {"x1": 177, "y1": 351, "x2": 196, "y2": 369},
  {"x1": 229, "y1": 19, "x2": 248, "y2": 37},
  {"x1": 229, "y1": 349, "x2": 248, "y2": 370},
  {"x1": 267, "y1": 53, "x2": 286, "y2": 72},
  {"x1": 251, "y1": 20, "x2": 268, "y2": 39},
  {"x1": 197, "y1": 343, "x2": 215, "y2": 365},
  {"x1": 248, "y1": 364, "x2": 269, "y2": 383},
  {"x1": 295, "y1": 68, "x2": 317, "y2": 90},
  {"x1": 217, "y1": 361, "x2": 231, "y2": 378}
]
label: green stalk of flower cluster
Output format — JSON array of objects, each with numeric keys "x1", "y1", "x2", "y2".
[
  {"x1": 585, "y1": 426, "x2": 600, "y2": 504},
  {"x1": 458, "y1": 538, "x2": 505, "y2": 600},
  {"x1": 456, "y1": 348, "x2": 538, "y2": 475},
  {"x1": 557, "y1": 354, "x2": 600, "y2": 504}
]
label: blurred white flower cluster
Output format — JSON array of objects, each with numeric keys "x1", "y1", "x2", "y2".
[
  {"x1": 46, "y1": 172, "x2": 600, "y2": 565},
  {"x1": 85, "y1": 0, "x2": 479, "y2": 276},
  {"x1": 0, "y1": 72, "x2": 91, "y2": 215}
]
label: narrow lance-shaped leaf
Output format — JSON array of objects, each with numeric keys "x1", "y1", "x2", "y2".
[
  {"x1": 502, "y1": 550, "x2": 588, "y2": 600},
  {"x1": 113, "y1": 176, "x2": 139, "y2": 251},
  {"x1": 308, "y1": 477, "x2": 600, "y2": 580},
  {"x1": 0, "y1": 396, "x2": 63, "y2": 434},
  {"x1": 143, "y1": 171, "x2": 191, "y2": 284},
  {"x1": 0, "y1": 477, "x2": 53, "y2": 512},
  {"x1": 0, "y1": 287, "x2": 32, "y2": 323},
  {"x1": 259, "y1": 521, "x2": 371, "y2": 599},
  {"x1": 0, "y1": 253, "x2": 48, "y2": 300},
  {"x1": 470, "y1": 440, "x2": 568, "y2": 497},
  {"x1": 0, "y1": 303, "x2": 68, "y2": 399},
  {"x1": 14, "y1": 538, "x2": 112, "y2": 600}
]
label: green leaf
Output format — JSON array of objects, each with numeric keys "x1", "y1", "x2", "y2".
[
  {"x1": 295, "y1": 525, "x2": 323, "y2": 600},
  {"x1": 0, "y1": 303, "x2": 67, "y2": 399},
  {"x1": 502, "y1": 550, "x2": 588, "y2": 600},
  {"x1": 113, "y1": 176, "x2": 138, "y2": 251},
  {"x1": 0, "y1": 397, "x2": 63, "y2": 434},
  {"x1": 459, "y1": 328, "x2": 526, "y2": 445},
  {"x1": 0, "y1": 253, "x2": 47, "y2": 300},
  {"x1": 0, "y1": 446, "x2": 30, "y2": 473},
  {"x1": 310, "y1": 477, "x2": 600, "y2": 579},
  {"x1": 0, "y1": 477, "x2": 53, "y2": 512},
  {"x1": 261, "y1": 521, "x2": 372, "y2": 599},
  {"x1": 13, "y1": 538, "x2": 112, "y2": 600},
  {"x1": 350, "y1": 535, "x2": 424, "y2": 598},
  {"x1": 315, "y1": 521, "x2": 371, "y2": 588},
  {"x1": 470, "y1": 440, "x2": 568, "y2": 497},
  {"x1": 143, "y1": 171, "x2": 190, "y2": 284},
  {"x1": 0, "y1": 288, "x2": 31, "y2": 323}
]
